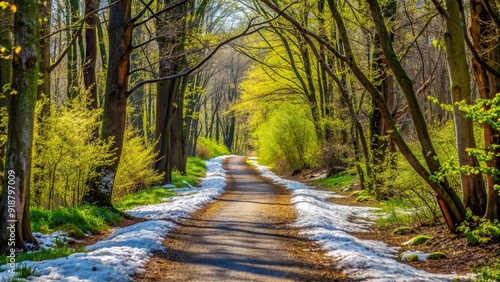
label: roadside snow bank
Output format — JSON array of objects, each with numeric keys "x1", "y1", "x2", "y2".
[
  {"x1": 249, "y1": 158, "x2": 460, "y2": 281},
  {"x1": 0, "y1": 156, "x2": 227, "y2": 282}
]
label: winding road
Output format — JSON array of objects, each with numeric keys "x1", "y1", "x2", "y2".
[{"x1": 136, "y1": 156, "x2": 343, "y2": 281}]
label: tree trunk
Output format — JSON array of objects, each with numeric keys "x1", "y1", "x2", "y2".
[
  {"x1": 82, "y1": 0, "x2": 133, "y2": 207},
  {"x1": 154, "y1": 0, "x2": 188, "y2": 184},
  {"x1": 0, "y1": 2, "x2": 13, "y2": 190},
  {"x1": 362, "y1": 0, "x2": 466, "y2": 225},
  {"x1": 470, "y1": 0, "x2": 500, "y2": 219},
  {"x1": 443, "y1": 0, "x2": 486, "y2": 216},
  {"x1": 84, "y1": 0, "x2": 98, "y2": 111},
  {"x1": 0, "y1": 0, "x2": 40, "y2": 252}
]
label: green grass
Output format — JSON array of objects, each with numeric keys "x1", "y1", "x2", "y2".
[
  {"x1": 172, "y1": 157, "x2": 206, "y2": 188},
  {"x1": 30, "y1": 205, "x2": 122, "y2": 236},
  {"x1": 115, "y1": 157, "x2": 206, "y2": 210},
  {"x1": 473, "y1": 258, "x2": 500, "y2": 282},
  {"x1": 375, "y1": 197, "x2": 438, "y2": 228},
  {"x1": 0, "y1": 244, "x2": 86, "y2": 265},
  {"x1": 114, "y1": 187, "x2": 177, "y2": 211},
  {"x1": 312, "y1": 173, "x2": 355, "y2": 191},
  {"x1": 10, "y1": 263, "x2": 37, "y2": 281}
]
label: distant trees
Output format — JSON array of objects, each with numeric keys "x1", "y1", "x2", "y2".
[
  {"x1": 248, "y1": 0, "x2": 500, "y2": 228},
  {"x1": 0, "y1": 0, "x2": 256, "y2": 252}
]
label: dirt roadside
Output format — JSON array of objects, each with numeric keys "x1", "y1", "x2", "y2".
[{"x1": 135, "y1": 156, "x2": 347, "y2": 281}]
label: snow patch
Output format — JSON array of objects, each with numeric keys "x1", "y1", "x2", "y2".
[
  {"x1": 0, "y1": 156, "x2": 228, "y2": 282},
  {"x1": 250, "y1": 159, "x2": 465, "y2": 281}
]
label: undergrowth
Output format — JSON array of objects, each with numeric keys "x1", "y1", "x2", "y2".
[
  {"x1": 171, "y1": 157, "x2": 206, "y2": 188},
  {"x1": 312, "y1": 173, "x2": 356, "y2": 191},
  {"x1": 196, "y1": 137, "x2": 230, "y2": 159},
  {"x1": 0, "y1": 241, "x2": 85, "y2": 264},
  {"x1": 457, "y1": 209, "x2": 500, "y2": 246},
  {"x1": 114, "y1": 187, "x2": 176, "y2": 211},
  {"x1": 375, "y1": 197, "x2": 439, "y2": 229},
  {"x1": 473, "y1": 257, "x2": 500, "y2": 282},
  {"x1": 30, "y1": 205, "x2": 122, "y2": 237}
]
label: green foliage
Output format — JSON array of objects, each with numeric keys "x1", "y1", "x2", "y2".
[
  {"x1": 254, "y1": 103, "x2": 318, "y2": 173},
  {"x1": 114, "y1": 187, "x2": 176, "y2": 211},
  {"x1": 375, "y1": 196, "x2": 440, "y2": 228},
  {"x1": 113, "y1": 127, "x2": 164, "y2": 200},
  {"x1": 12, "y1": 263, "x2": 36, "y2": 280},
  {"x1": 457, "y1": 210, "x2": 500, "y2": 246},
  {"x1": 457, "y1": 94, "x2": 500, "y2": 186},
  {"x1": 32, "y1": 95, "x2": 114, "y2": 209},
  {"x1": 30, "y1": 205, "x2": 121, "y2": 235},
  {"x1": 172, "y1": 157, "x2": 206, "y2": 188},
  {"x1": 115, "y1": 157, "x2": 205, "y2": 210},
  {"x1": 473, "y1": 258, "x2": 500, "y2": 282},
  {"x1": 313, "y1": 173, "x2": 356, "y2": 191},
  {"x1": 196, "y1": 137, "x2": 230, "y2": 159},
  {"x1": 0, "y1": 245, "x2": 86, "y2": 264},
  {"x1": 355, "y1": 195, "x2": 371, "y2": 202}
]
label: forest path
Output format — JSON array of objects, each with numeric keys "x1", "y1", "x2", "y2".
[{"x1": 135, "y1": 156, "x2": 343, "y2": 281}]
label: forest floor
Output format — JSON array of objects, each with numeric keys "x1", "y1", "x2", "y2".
[
  {"x1": 328, "y1": 195, "x2": 500, "y2": 277},
  {"x1": 294, "y1": 172, "x2": 500, "y2": 279},
  {"x1": 28, "y1": 156, "x2": 497, "y2": 281}
]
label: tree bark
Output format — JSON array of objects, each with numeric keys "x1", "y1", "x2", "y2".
[
  {"x1": 82, "y1": 0, "x2": 133, "y2": 207},
  {"x1": 442, "y1": 0, "x2": 486, "y2": 216},
  {"x1": 470, "y1": 0, "x2": 500, "y2": 219},
  {"x1": 0, "y1": 1, "x2": 13, "y2": 190},
  {"x1": 84, "y1": 0, "x2": 98, "y2": 111},
  {"x1": 154, "y1": 0, "x2": 188, "y2": 183},
  {"x1": 0, "y1": 0, "x2": 40, "y2": 252}
]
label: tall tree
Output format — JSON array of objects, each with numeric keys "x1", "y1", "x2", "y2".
[
  {"x1": 261, "y1": 0, "x2": 466, "y2": 230},
  {"x1": 84, "y1": 0, "x2": 98, "y2": 111},
  {"x1": 469, "y1": 0, "x2": 500, "y2": 219},
  {"x1": 82, "y1": 0, "x2": 134, "y2": 207},
  {"x1": 154, "y1": 0, "x2": 189, "y2": 183},
  {"x1": 0, "y1": 0, "x2": 13, "y2": 188},
  {"x1": 0, "y1": 0, "x2": 40, "y2": 252},
  {"x1": 435, "y1": 0, "x2": 487, "y2": 216}
]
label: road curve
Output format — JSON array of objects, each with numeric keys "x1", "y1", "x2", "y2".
[{"x1": 136, "y1": 156, "x2": 343, "y2": 281}]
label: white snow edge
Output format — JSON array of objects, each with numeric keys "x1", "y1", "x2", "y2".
[
  {"x1": 0, "y1": 156, "x2": 228, "y2": 282},
  {"x1": 248, "y1": 158, "x2": 472, "y2": 282}
]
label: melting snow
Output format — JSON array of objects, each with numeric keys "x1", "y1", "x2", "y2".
[
  {"x1": 0, "y1": 156, "x2": 228, "y2": 282},
  {"x1": 249, "y1": 158, "x2": 468, "y2": 281}
]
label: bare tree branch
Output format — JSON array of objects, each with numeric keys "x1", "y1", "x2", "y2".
[
  {"x1": 126, "y1": 17, "x2": 278, "y2": 97},
  {"x1": 134, "y1": 0, "x2": 191, "y2": 27}
]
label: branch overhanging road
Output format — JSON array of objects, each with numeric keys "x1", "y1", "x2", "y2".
[{"x1": 136, "y1": 156, "x2": 344, "y2": 281}]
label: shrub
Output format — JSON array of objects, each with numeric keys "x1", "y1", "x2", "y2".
[
  {"x1": 457, "y1": 210, "x2": 500, "y2": 246},
  {"x1": 32, "y1": 95, "x2": 114, "y2": 209},
  {"x1": 195, "y1": 137, "x2": 230, "y2": 159},
  {"x1": 254, "y1": 103, "x2": 318, "y2": 174},
  {"x1": 113, "y1": 127, "x2": 164, "y2": 200}
]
